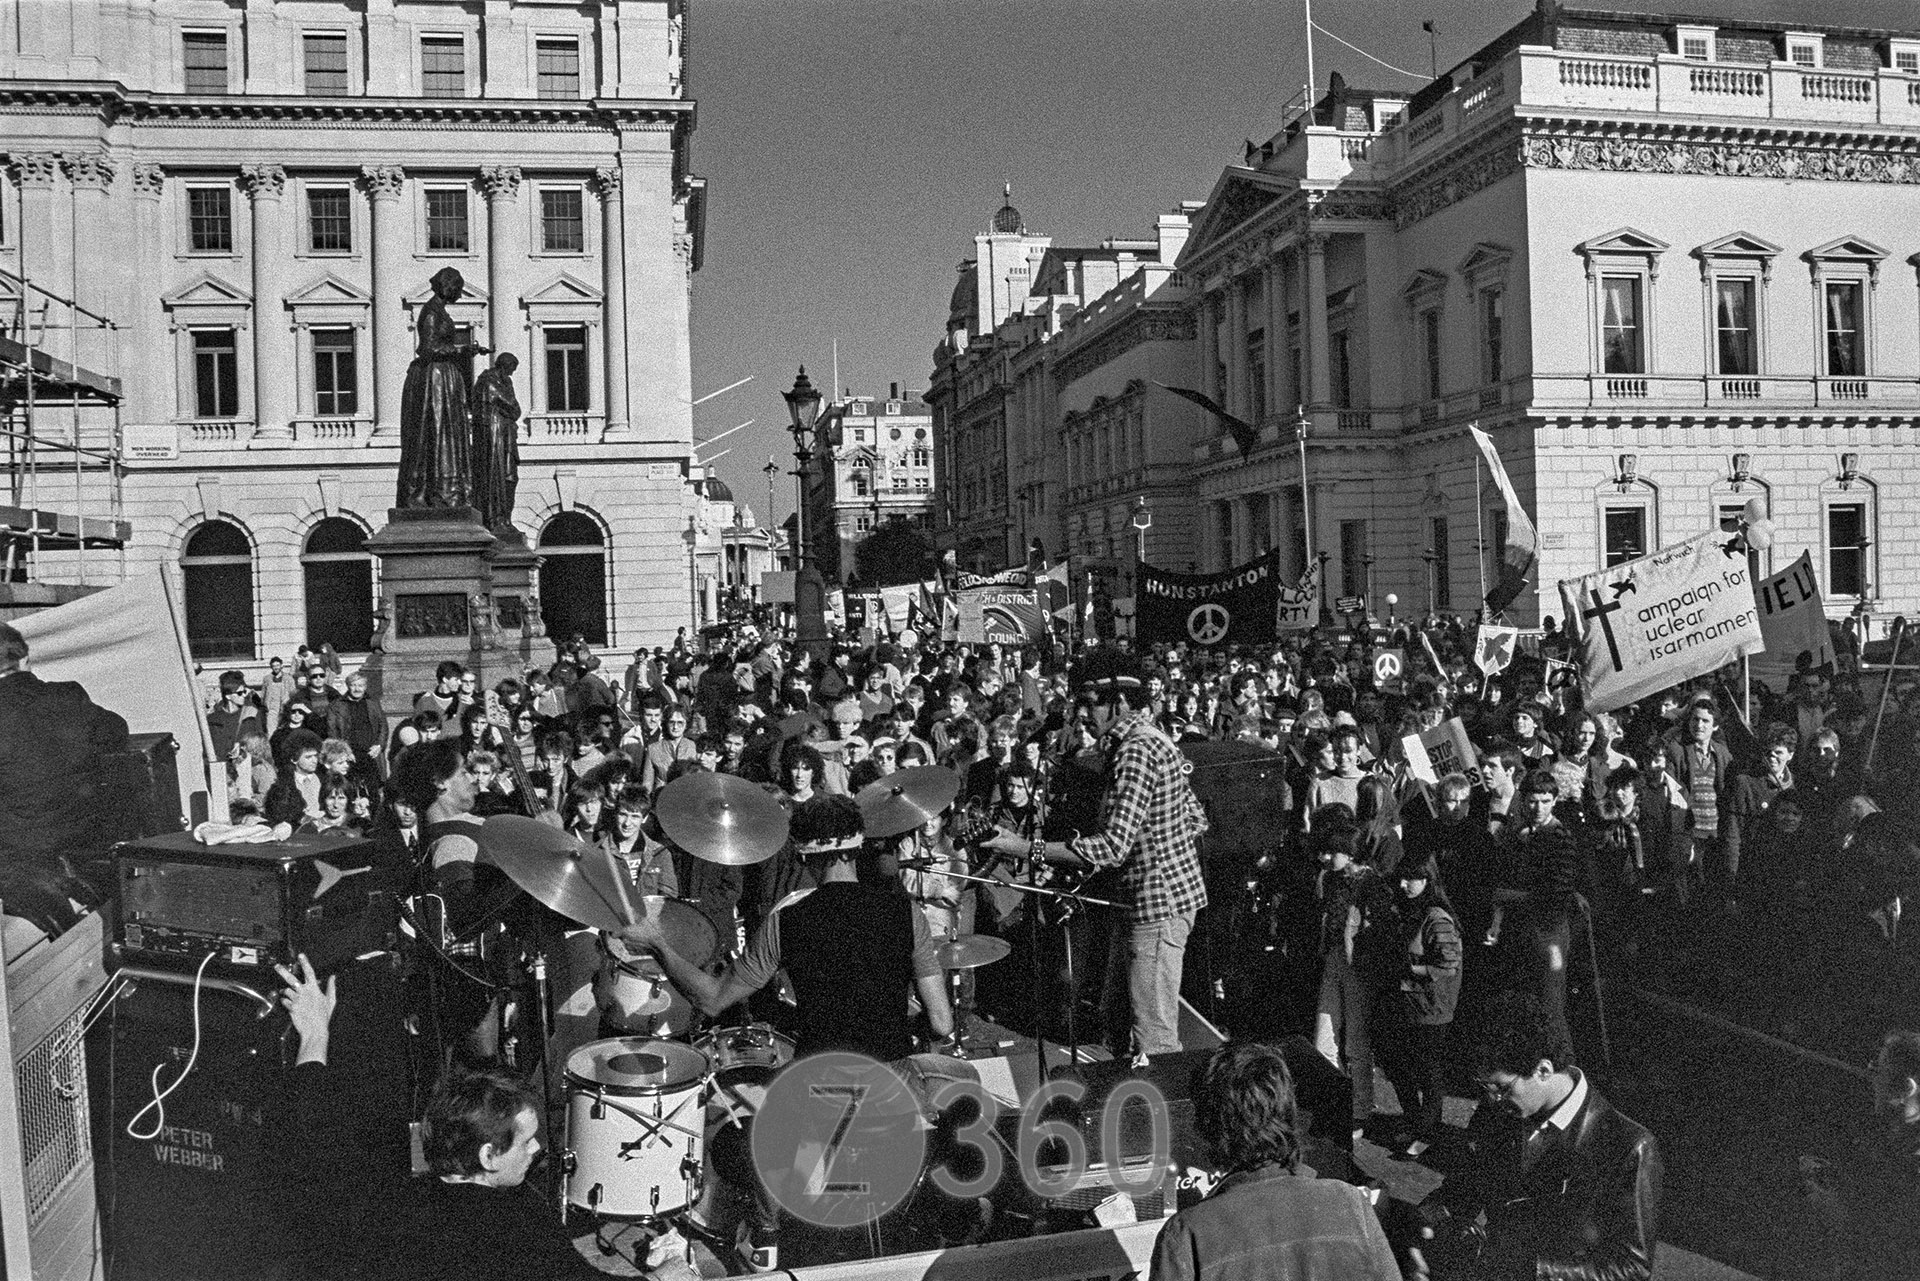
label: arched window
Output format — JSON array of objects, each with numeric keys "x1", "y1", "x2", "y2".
[
  {"x1": 301, "y1": 517, "x2": 374, "y2": 653},
  {"x1": 539, "y1": 512, "x2": 607, "y2": 647},
  {"x1": 181, "y1": 520, "x2": 255, "y2": 659}
]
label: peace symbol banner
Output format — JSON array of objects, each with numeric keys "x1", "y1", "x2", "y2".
[
  {"x1": 1556, "y1": 530, "x2": 1764, "y2": 713},
  {"x1": 1137, "y1": 550, "x2": 1281, "y2": 649}
]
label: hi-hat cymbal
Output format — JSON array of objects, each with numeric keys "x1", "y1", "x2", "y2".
[
  {"x1": 934, "y1": 934, "x2": 1012, "y2": 971},
  {"x1": 857, "y1": 765, "x2": 960, "y2": 840},
  {"x1": 655, "y1": 771, "x2": 790, "y2": 866},
  {"x1": 476, "y1": 814, "x2": 627, "y2": 932}
]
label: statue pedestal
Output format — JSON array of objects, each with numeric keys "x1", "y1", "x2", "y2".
[{"x1": 358, "y1": 508, "x2": 545, "y2": 709}]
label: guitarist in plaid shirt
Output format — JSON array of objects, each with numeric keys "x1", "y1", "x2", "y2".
[{"x1": 989, "y1": 654, "x2": 1208, "y2": 1058}]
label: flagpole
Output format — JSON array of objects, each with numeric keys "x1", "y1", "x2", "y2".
[{"x1": 1473, "y1": 451, "x2": 1490, "y2": 617}]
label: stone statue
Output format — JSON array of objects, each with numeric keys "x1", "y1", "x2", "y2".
[
  {"x1": 471, "y1": 352, "x2": 522, "y2": 534},
  {"x1": 396, "y1": 266, "x2": 489, "y2": 512}
]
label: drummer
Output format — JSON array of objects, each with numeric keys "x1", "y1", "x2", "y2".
[{"x1": 620, "y1": 793, "x2": 971, "y2": 1271}]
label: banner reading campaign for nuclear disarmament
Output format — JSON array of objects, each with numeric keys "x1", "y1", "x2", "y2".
[
  {"x1": 1557, "y1": 530, "x2": 1764, "y2": 712},
  {"x1": 955, "y1": 568, "x2": 1047, "y2": 644},
  {"x1": 1751, "y1": 552, "x2": 1836, "y2": 688},
  {"x1": 1138, "y1": 551, "x2": 1280, "y2": 648}
]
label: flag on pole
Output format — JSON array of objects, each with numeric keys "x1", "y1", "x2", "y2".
[
  {"x1": 1150, "y1": 382, "x2": 1260, "y2": 458},
  {"x1": 1468, "y1": 423, "x2": 1537, "y2": 616},
  {"x1": 1039, "y1": 560, "x2": 1072, "y2": 623}
]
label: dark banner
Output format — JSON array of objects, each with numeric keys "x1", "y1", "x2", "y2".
[
  {"x1": 1137, "y1": 551, "x2": 1280, "y2": 648},
  {"x1": 955, "y1": 568, "x2": 1047, "y2": 644}
]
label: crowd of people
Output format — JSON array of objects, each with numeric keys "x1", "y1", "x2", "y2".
[{"x1": 177, "y1": 608, "x2": 1920, "y2": 1279}]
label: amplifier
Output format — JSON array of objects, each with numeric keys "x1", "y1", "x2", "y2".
[{"x1": 112, "y1": 831, "x2": 396, "y2": 978}]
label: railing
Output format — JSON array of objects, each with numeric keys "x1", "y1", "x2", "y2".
[
  {"x1": 1559, "y1": 59, "x2": 1652, "y2": 91},
  {"x1": 1605, "y1": 378, "x2": 1649, "y2": 398},
  {"x1": 1534, "y1": 372, "x2": 1920, "y2": 409},
  {"x1": 291, "y1": 416, "x2": 368, "y2": 442},
  {"x1": 1718, "y1": 378, "x2": 1762, "y2": 400},
  {"x1": 1461, "y1": 71, "x2": 1506, "y2": 116},
  {"x1": 1340, "y1": 135, "x2": 1372, "y2": 160},
  {"x1": 184, "y1": 419, "x2": 248, "y2": 445},
  {"x1": 1335, "y1": 410, "x2": 1372, "y2": 430},
  {"x1": 1418, "y1": 402, "x2": 1440, "y2": 424},
  {"x1": 1909, "y1": 81, "x2": 1920, "y2": 107},
  {"x1": 1801, "y1": 74, "x2": 1873, "y2": 103},
  {"x1": 1408, "y1": 112, "x2": 1445, "y2": 146},
  {"x1": 524, "y1": 412, "x2": 599, "y2": 439},
  {"x1": 1688, "y1": 66, "x2": 1764, "y2": 96},
  {"x1": 1479, "y1": 385, "x2": 1504, "y2": 409},
  {"x1": 1827, "y1": 379, "x2": 1870, "y2": 400}
]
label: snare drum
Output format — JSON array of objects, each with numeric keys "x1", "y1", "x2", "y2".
[
  {"x1": 564, "y1": 1037, "x2": 710, "y2": 1219},
  {"x1": 595, "y1": 898, "x2": 719, "y2": 1037}
]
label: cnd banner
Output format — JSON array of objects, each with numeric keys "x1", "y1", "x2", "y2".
[{"x1": 1137, "y1": 551, "x2": 1281, "y2": 648}]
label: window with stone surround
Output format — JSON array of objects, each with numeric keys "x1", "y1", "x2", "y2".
[
  {"x1": 1430, "y1": 516, "x2": 1451, "y2": 610},
  {"x1": 424, "y1": 187, "x2": 470, "y2": 253},
  {"x1": 544, "y1": 325, "x2": 589, "y2": 411},
  {"x1": 182, "y1": 520, "x2": 255, "y2": 660},
  {"x1": 1827, "y1": 500, "x2": 1871, "y2": 599},
  {"x1": 1420, "y1": 309, "x2": 1443, "y2": 400},
  {"x1": 306, "y1": 187, "x2": 352, "y2": 254},
  {"x1": 420, "y1": 35, "x2": 467, "y2": 98},
  {"x1": 1578, "y1": 229, "x2": 1667, "y2": 377},
  {"x1": 187, "y1": 186, "x2": 233, "y2": 254},
  {"x1": 1603, "y1": 505, "x2": 1647, "y2": 567},
  {"x1": 183, "y1": 30, "x2": 229, "y2": 94},
  {"x1": 1714, "y1": 278, "x2": 1759, "y2": 376},
  {"x1": 1693, "y1": 233, "x2": 1781, "y2": 380},
  {"x1": 312, "y1": 328, "x2": 358, "y2": 415},
  {"x1": 192, "y1": 329, "x2": 239, "y2": 418},
  {"x1": 1479, "y1": 288, "x2": 1505, "y2": 384},
  {"x1": 1805, "y1": 237, "x2": 1886, "y2": 379},
  {"x1": 536, "y1": 38, "x2": 582, "y2": 99},
  {"x1": 303, "y1": 32, "x2": 349, "y2": 95},
  {"x1": 540, "y1": 187, "x2": 586, "y2": 254}
]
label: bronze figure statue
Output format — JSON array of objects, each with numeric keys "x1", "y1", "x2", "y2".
[
  {"x1": 471, "y1": 352, "x2": 522, "y2": 533},
  {"x1": 396, "y1": 266, "x2": 489, "y2": 512}
]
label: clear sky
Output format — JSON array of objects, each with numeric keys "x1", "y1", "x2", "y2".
[{"x1": 685, "y1": 0, "x2": 1917, "y2": 521}]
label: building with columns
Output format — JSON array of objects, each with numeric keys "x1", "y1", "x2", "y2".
[
  {"x1": 928, "y1": 194, "x2": 1198, "y2": 574},
  {"x1": 0, "y1": 0, "x2": 702, "y2": 666},
  {"x1": 1178, "y1": 2, "x2": 1920, "y2": 629}
]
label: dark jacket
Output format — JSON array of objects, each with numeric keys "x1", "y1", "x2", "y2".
[
  {"x1": 1442, "y1": 1073, "x2": 1662, "y2": 1281},
  {"x1": 1148, "y1": 1162, "x2": 1400, "y2": 1281},
  {"x1": 0, "y1": 670, "x2": 130, "y2": 929}
]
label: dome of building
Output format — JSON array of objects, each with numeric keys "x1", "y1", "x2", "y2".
[
  {"x1": 704, "y1": 476, "x2": 734, "y2": 503},
  {"x1": 991, "y1": 190, "x2": 1023, "y2": 234}
]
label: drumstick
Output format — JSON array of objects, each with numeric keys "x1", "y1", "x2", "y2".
[{"x1": 601, "y1": 841, "x2": 643, "y2": 927}]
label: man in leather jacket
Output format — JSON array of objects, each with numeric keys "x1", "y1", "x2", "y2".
[{"x1": 1427, "y1": 990, "x2": 1661, "y2": 1281}]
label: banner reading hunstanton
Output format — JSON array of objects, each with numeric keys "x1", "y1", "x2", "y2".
[
  {"x1": 1558, "y1": 530, "x2": 1765, "y2": 713},
  {"x1": 1137, "y1": 551, "x2": 1280, "y2": 648}
]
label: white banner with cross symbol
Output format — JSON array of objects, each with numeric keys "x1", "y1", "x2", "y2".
[{"x1": 1557, "y1": 529, "x2": 1765, "y2": 713}]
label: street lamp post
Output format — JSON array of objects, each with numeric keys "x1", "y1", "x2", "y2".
[
  {"x1": 1294, "y1": 405, "x2": 1319, "y2": 617},
  {"x1": 1362, "y1": 551, "x2": 1375, "y2": 621},
  {"x1": 1131, "y1": 495, "x2": 1152, "y2": 566},
  {"x1": 1421, "y1": 547, "x2": 1438, "y2": 617},
  {"x1": 762, "y1": 454, "x2": 779, "y2": 561},
  {"x1": 782, "y1": 368, "x2": 831, "y2": 663}
]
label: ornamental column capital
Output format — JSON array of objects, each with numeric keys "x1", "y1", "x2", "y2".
[
  {"x1": 591, "y1": 167, "x2": 622, "y2": 201},
  {"x1": 61, "y1": 151, "x2": 117, "y2": 190},
  {"x1": 360, "y1": 164, "x2": 406, "y2": 200},
  {"x1": 8, "y1": 152, "x2": 61, "y2": 187},
  {"x1": 239, "y1": 163, "x2": 287, "y2": 200},
  {"x1": 130, "y1": 162, "x2": 166, "y2": 198},
  {"x1": 478, "y1": 165, "x2": 522, "y2": 201}
]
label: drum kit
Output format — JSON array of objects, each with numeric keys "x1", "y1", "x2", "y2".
[{"x1": 475, "y1": 768, "x2": 1019, "y2": 1232}]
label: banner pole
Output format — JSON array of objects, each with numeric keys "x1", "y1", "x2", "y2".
[
  {"x1": 1474, "y1": 455, "x2": 1489, "y2": 615},
  {"x1": 1867, "y1": 616, "x2": 1905, "y2": 775}
]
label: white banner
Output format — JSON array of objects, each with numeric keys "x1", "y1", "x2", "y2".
[
  {"x1": 1558, "y1": 531, "x2": 1764, "y2": 713},
  {"x1": 1275, "y1": 563, "x2": 1319, "y2": 633},
  {"x1": 1752, "y1": 552, "x2": 1835, "y2": 688},
  {"x1": 1400, "y1": 717, "x2": 1483, "y2": 787}
]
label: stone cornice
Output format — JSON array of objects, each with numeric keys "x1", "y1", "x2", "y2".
[
  {"x1": 1517, "y1": 115, "x2": 1920, "y2": 185},
  {"x1": 1052, "y1": 308, "x2": 1197, "y2": 389},
  {"x1": 0, "y1": 83, "x2": 692, "y2": 132}
]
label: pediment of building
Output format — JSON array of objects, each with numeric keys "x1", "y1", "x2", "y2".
[
  {"x1": 1177, "y1": 167, "x2": 1294, "y2": 270},
  {"x1": 522, "y1": 272, "x2": 605, "y2": 306},
  {"x1": 285, "y1": 273, "x2": 371, "y2": 308},
  {"x1": 162, "y1": 274, "x2": 252, "y2": 307}
]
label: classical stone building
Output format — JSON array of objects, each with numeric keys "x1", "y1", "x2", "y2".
[
  {"x1": 1178, "y1": 1, "x2": 1920, "y2": 629},
  {"x1": 805, "y1": 384, "x2": 935, "y2": 585},
  {"x1": 927, "y1": 193, "x2": 1197, "y2": 574},
  {"x1": 0, "y1": 0, "x2": 702, "y2": 666}
]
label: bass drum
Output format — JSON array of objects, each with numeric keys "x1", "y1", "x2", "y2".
[{"x1": 564, "y1": 1037, "x2": 710, "y2": 1220}]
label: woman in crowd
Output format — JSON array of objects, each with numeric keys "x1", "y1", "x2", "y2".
[{"x1": 1374, "y1": 854, "x2": 1462, "y2": 1157}]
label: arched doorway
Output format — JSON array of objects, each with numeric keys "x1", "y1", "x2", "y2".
[
  {"x1": 538, "y1": 512, "x2": 607, "y2": 647},
  {"x1": 301, "y1": 517, "x2": 374, "y2": 653},
  {"x1": 181, "y1": 520, "x2": 255, "y2": 659}
]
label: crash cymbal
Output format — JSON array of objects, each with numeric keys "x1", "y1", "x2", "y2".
[
  {"x1": 857, "y1": 765, "x2": 961, "y2": 840},
  {"x1": 933, "y1": 934, "x2": 1012, "y2": 971},
  {"x1": 476, "y1": 815, "x2": 627, "y2": 932},
  {"x1": 655, "y1": 771, "x2": 790, "y2": 866}
]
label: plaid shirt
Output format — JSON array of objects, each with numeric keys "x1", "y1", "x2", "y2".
[{"x1": 1069, "y1": 712, "x2": 1209, "y2": 924}]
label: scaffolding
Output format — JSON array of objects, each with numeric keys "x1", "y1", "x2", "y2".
[{"x1": 0, "y1": 264, "x2": 128, "y2": 591}]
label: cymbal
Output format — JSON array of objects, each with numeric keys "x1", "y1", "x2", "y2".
[
  {"x1": 601, "y1": 896, "x2": 720, "y2": 967},
  {"x1": 476, "y1": 815, "x2": 627, "y2": 932},
  {"x1": 934, "y1": 934, "x2": 1012, "y2": 971},
  {"x1": 857, "y1": 765, "x2": 960, "y2": 840},
  {"x1": 655, "y1": 771, "x2": 790, "y2": 867}
]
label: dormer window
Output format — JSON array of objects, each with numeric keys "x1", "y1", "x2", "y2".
[
  {"x1": 1891, "y1": 40, "x2": 1920, "y2": 73},
  {"x1": 1676, "y1": 25, "x2": 1716, "y2": 61},
  {"x1": 1786, "y1": 32, "x2": 1822, "y2": 67}
]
